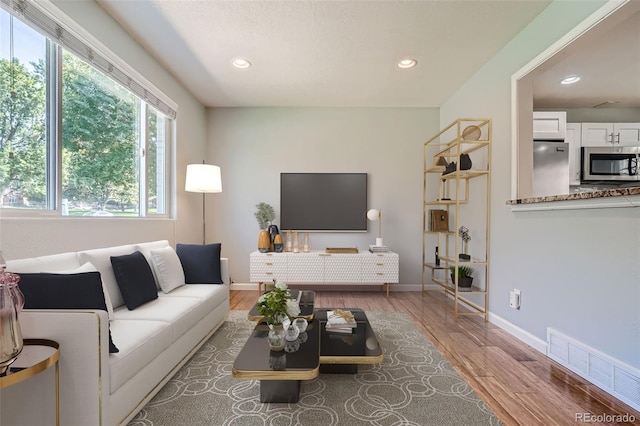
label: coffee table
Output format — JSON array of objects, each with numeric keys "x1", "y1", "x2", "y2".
[
  {"x1": 316, "y1": 309, "x2": 383, "y2": 373},
  {"x1": 233, "y1": 308, "x2": 382, "y2": 403},
  {"x1": 231, "y1": 320, "x2": 320, "y2": 403}
]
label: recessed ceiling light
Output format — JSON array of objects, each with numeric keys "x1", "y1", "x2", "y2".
[
  {"x1": 397, "y1": 59, "x2": 417, "y2": 69},
  {"x1": 232, "y1": 58, "x2": 251, "y2": 69},
  {"x1": 561, "y1": 75, "x2": 580, "y2": 85}
]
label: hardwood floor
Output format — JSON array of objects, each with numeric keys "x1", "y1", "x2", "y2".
[{"x1": 231, "y1": 289, "x2": 640, "y2": 426}]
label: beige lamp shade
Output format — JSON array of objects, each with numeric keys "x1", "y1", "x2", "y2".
[{"x1": 185, "y1": 164, "x2": 222, "y2": 193}]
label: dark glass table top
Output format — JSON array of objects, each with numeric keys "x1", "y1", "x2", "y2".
[
  {"x1": 315, "y1": 309, "x2": 383, "y2": 361},
  {"x1": 232, "y1": 319, "x2": 320, "y2": 380}
]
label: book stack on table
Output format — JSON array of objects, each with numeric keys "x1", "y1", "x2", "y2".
[
  {"x1": 369, "y1": 245, "x2": 389, "y2": 253},
  {"x1": 326, "y1": 309, "x2": 357, "y2": 334}
]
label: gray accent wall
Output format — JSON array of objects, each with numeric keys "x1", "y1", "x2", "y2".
[
  {"x1": 440, "y1": 0, "x2": 640, "y2": 367},
  {"x1": 206, "y1": 107, "x2": 439, "y2": 287}
]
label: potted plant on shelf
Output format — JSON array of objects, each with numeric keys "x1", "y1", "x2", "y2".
[
  {"x1": 449, "y1": 265, "x2": 474, "y2": 288},
  {"x1": 255, "y1": 202, "x2": 276, "y2": 253}
]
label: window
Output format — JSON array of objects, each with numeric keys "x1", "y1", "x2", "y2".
[
  {"x1": 0, "y1": 12, "x2": 48, "y2": 209},
  {"x1": 0, "y1": 4, "x2": 174, "y2": 217}
]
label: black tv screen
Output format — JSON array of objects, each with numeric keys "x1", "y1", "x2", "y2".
[{"x1": 280, "y1": 173, "x2": 368, "y2": 231}]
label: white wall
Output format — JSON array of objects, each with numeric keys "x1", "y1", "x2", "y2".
[
  {"x1": 441, "y1": 0, "x2": 640, "y2": 367},
  {"x1": 0, "y1": 0, "x2": 207, "y2": 259},
  {"x1": 206, "y1": 107, "x2": 439, "y2": 285}
]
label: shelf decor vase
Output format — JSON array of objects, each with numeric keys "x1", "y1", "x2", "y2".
[
  {"x1": 258, "y1": 230, "x2": 270, "y2": 253},
  {"x1": 268, "y1": 324, "x2": 286, "y2": 351},
  {"x1": 0, "y1": 270, "x2": 24, "y2": 376},
  {"x1": 459, "y1": 153, "x2": 472, "y2": 170}
]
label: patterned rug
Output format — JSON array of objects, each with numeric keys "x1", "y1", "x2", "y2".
[{"x1": 130, "y1": 311, "x2": 501, "y2": 425}]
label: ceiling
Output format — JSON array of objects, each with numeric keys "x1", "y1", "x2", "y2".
[
  {"x1": 96, "y1": 0, "x2": 551, "y2": 108},
  {"x1": 532, "y1": 7, "x2": 640, "y2": 109}
]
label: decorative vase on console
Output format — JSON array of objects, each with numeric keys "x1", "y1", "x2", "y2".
[
  {"x1": 292, "y1": 232, "x2": 300, "y2": 253},
  {"x1": 302, "y1": 233, "x2": 311, "y2": 253},
  {"x1": 268, "y1": 224, "x2": 280, "y2": 252},
  {"x1": 254, "y1": 202, "x2": 276, "y2": 253},
  {"x1": 273, "y1": 234, "x2": 283, "y2": 253},
  {"x1": 285, "y1": 230, "x2": 292, "y2": 252},
  {"x1": 257, "y1": 230, "x2": 270, "y2": 253},
  {"x1": 0, "y1": 258, "x2": 24, "y2": 376}
]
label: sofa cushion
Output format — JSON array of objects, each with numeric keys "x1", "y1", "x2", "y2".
[
  {"x1": 43, "y1": 262, "x2": 115, "y2": 319},
  {"x1": 135, "y1": 240, "x2": 171, "y2": 289},
  {"x1": 112, "y1": 296, "x2": 210, "y2": 341},
  {"x1": 176, "y1": 243, "x2": 223, "y2": 284},
  {"x1": 78, "y1": 244, "x2": 137, "y2": 309},
  {"x1": 108, "y1": 319, "x2": 173, "y2": 393},
  {"x1": 6, "y1": 252, "x2": 81, "y2": 273},
  {"x1": 149, "y1": 247, "x2": 186, "y2": 294},
  {"x1": 18, "y1": 271, "x2": 119, "y2": 353},
  {"x1": 158, "y1": 284, "x2": 229, "y2": 314},
  {"x1": 110, "y1": 251, "x2": 158, "y2": 310}
]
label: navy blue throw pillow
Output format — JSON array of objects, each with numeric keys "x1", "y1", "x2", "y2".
[
  {"x1": 176, "y1": 243, "x2": 222, "y2": 284},
  {"x1": 18, "y1": 271, "x2": 119, "y2": 353},
  {"x1": 110, "y1": 251, "x2": 158, "y2": 310}
]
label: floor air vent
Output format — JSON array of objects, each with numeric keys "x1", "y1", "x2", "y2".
[{"x1": 547, "y1": 328, "x2": 640, "y2": 412}]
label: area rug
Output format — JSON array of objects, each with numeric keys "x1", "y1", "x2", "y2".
[{"x1": 130, "y1": 311, "x2": 501, "y2": 425}]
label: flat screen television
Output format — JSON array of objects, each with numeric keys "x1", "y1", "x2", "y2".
[{"x1": 280, "y1": 173, "x2": 368, "y2": 231}]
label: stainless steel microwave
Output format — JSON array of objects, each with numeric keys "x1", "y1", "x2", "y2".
[{"x1": 581, "y1": 146, "x2": 639, "y2": 182}]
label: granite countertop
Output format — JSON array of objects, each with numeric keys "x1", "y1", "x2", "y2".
[{"x1": 507, "y1": 187, "x2": 640, "y2": 205}]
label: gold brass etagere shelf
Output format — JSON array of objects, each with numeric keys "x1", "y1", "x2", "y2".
[{"x1": 422, "y1": 118, "x2": 491, "y2": 320}]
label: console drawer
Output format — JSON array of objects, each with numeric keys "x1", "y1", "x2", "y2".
[
  {"x1": 362, "y1": 253, "x2": 398, "y2": 283},
  {"x1": 250, "y1": 253, "x2": 287, "y2": 282}
]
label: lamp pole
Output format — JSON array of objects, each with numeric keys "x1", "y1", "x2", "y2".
[{"x1": 185, "y1": 163, "x2": 222, "y2": 245}]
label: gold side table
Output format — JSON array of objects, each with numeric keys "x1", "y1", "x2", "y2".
[{"x1": 0, "y1": 339, "x2": 60, "y2": 426}]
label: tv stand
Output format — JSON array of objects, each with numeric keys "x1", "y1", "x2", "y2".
[{"x1": 250, "y1": 250, "x2": 399, "y2": 297}]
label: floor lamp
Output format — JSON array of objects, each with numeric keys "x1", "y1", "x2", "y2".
[{"x1": 185, "y1": 164, "x2": 222, "y2": 245}]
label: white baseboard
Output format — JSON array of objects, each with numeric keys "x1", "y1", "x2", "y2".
[
  {"x1": 488, "y1": 312, "x2": 547, "y2": 354},
  {"x1": 230, "y1": 283, "x2": 424, "y2": 292}
]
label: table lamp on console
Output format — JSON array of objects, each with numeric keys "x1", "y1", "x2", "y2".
[{"x1": 367, "y1": 208, "x2": 384, "y2": 247}]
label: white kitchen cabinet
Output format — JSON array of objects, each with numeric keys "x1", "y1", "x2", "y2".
[
  {"x1": 615, "y1": 123, "x2": 640, "y2": 145},
  {"x1": 581, "y1": 122, "x2": 640, "y2": 146},
  {"x1": 533, "y1": 111, "x2": 567, "y2": 140},
  {"x1": 566, "y1": 123, "x2": 581, "y2": 185}
]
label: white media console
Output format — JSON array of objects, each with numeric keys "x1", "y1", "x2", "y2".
[{"x1": 250, "y1": 250, "x2": 399, "y2": 297}]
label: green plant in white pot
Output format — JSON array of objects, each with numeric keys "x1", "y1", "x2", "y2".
[{"x1": 449, "y1": 265, "x2": 474, "y2": 288}]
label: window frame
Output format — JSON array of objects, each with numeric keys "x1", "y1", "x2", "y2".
[{"x1": 0, "y1": 0, "x2": 176, "y2": 218}]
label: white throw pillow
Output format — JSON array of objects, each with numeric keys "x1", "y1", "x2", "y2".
[
  {"x1": 150, "y1": 247, "x2": 186, "y2": 293},
  {"x1": 44, "y1": 261, "x2": 115, "y2": 319}
]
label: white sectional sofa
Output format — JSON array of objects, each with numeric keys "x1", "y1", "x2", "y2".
[{"x1": 1, "y1": 240, "x2": 230, "y2": 426}]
